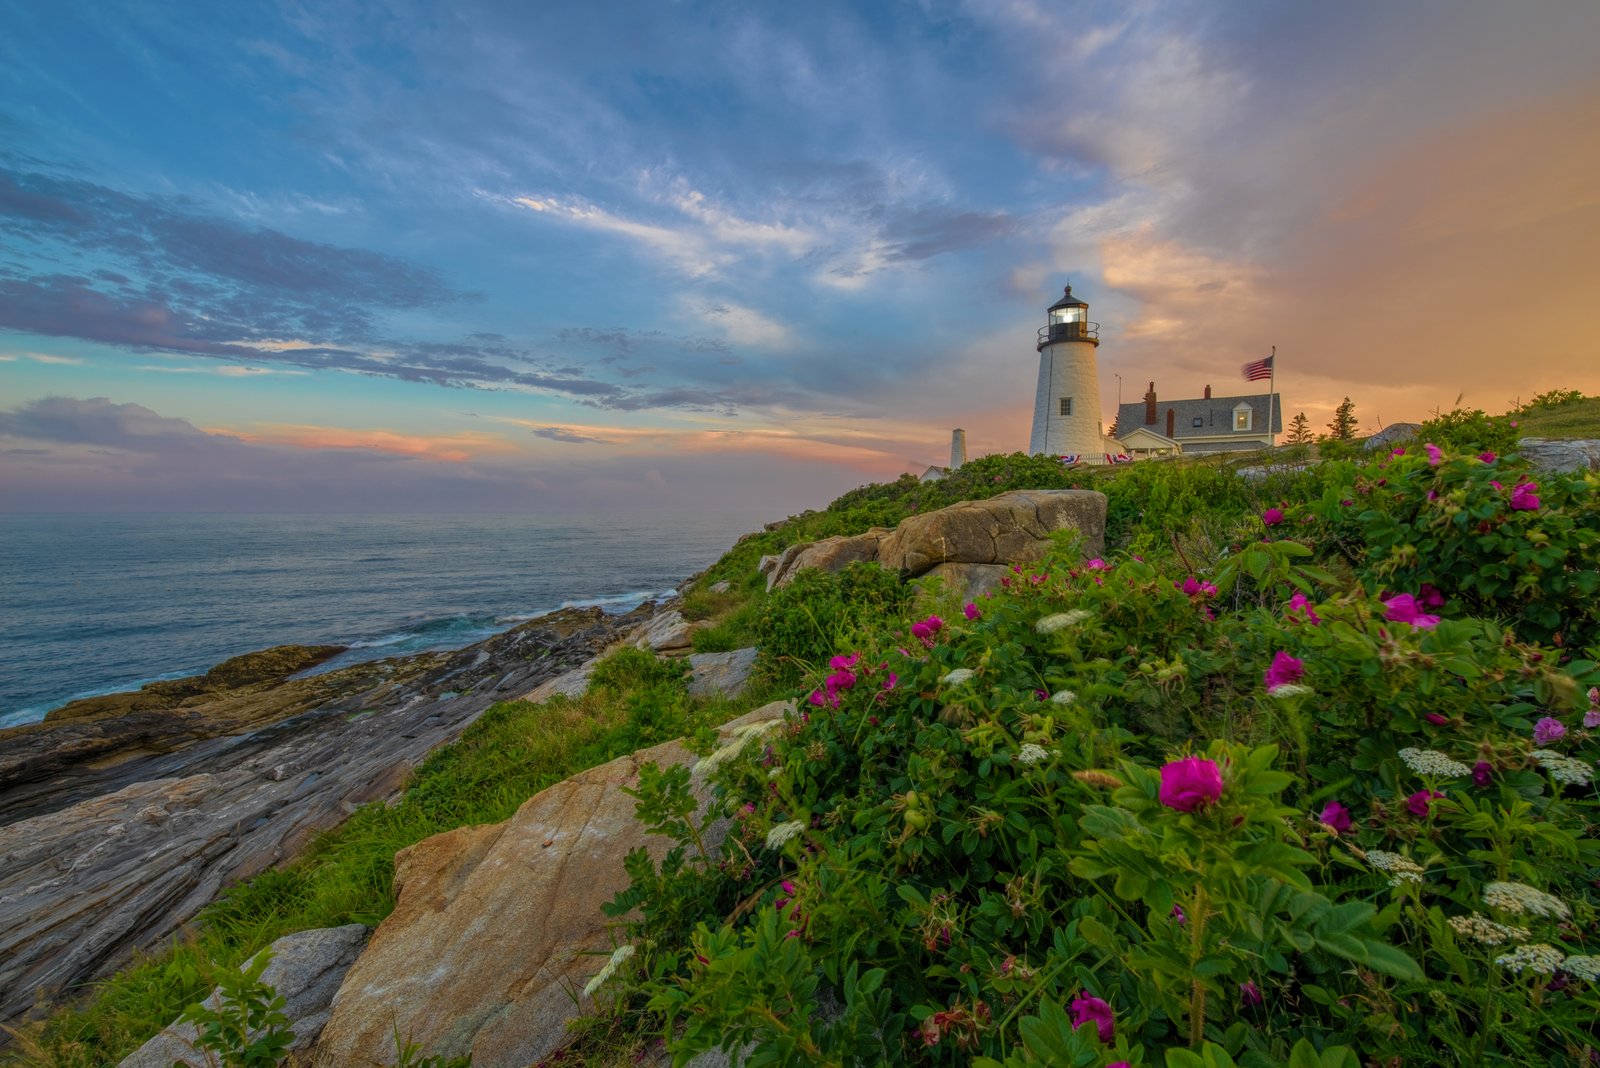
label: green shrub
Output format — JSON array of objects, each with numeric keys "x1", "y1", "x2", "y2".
[
  {"x1": 1414, "y1": 408, "x2": 1521, "y2": 454},
  {"x1": 753, "y1": 562, "x2": 914, "y2": 688}
]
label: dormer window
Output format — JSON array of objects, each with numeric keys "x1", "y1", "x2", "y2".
[{"x1": 1233, "y1": 404, "x2": 1253, "y2": 432}]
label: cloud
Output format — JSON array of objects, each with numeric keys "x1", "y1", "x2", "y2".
[
  {"x1": 0, "y1": 351, "x2": 82, "y2": 364},
  {"x1": 529, "y1": 426, "x2": 607, "y2": 444},
  {"x1": 693, "y1": 301, "x2": 793, "y2": 349}
]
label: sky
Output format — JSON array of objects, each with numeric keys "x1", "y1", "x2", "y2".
[{"x1": 2, "y1": 0, "x2": 1598, "y2": 514}]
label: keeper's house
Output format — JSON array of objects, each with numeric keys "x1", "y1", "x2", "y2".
[{"x1": 1114, "y1": 382, "x2": 1282, "y2": 457}]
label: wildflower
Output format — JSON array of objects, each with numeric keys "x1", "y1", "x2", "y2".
[
  {"x1": 1425, "y1": 713, "x2": 1449, "y2": 726},
  {"x1": 828, "y1": 652, "x2": 860, "y2": 670},
  {"x1": 940, "y1": 668, "x2": 976, "y2": 686},
  {"x1": 1586, "y1": 707, "x2": 1600, "y2": 729},
  {"x1": 1533, "y1": 717, "x2": 1566, "y2": 745},
  {"x1": 1036, "y1": 610, "x2": 1091, "y2": 634},
  {"x1": 880, "y1": 671, "x2": 898, "y2": 691},
  {"x1": 1263, "y1": 651, "x2": 1305, "y2": 693},
  {"x1": 1017, "y1": 743, "x2": 1049, "y2": 765},
  {"x1": 1050, "y1": 689, "x2": 1076, "y2": 704},
  {"x1": 1033, "y1": 688, "x2": 1049, "y2": 701},
  {"x1": 963, "y1": 602, "x2": 981, "y2": 621},
  {"x1": 1418, "y1": 583, "x2": 1446, "y2": 609},
  {"x1": 1424, "y1": 442, "x2": 1443, "y2": 465},
  {"x1": 1085, "y1": 558, "x2": 1109, "y2": 570},
  {"x1": 1285, "y1": 591, "x2": 1321, "y2": 624},
  {"x1": 1069, "y1": 994, "x2": 1114, "y2": 1043},
  {"x1": 581, "y1": 944, "x2": 636, "y2": 997},
  {"x1": 1398, "y1": 747, "x2": 1471, "y2": 778},
  {"x1": 1170, "y1": 904, "x2": 1187, "y2": 924},
  {"x1": 1447, "y1": 913, "x2": 1531, "y2": 945},
  {"x1": 1240, "y1": 981, "x2": 1263, "y2": 1009},
  {"x1": 1483, "y1": 881, "x2": 1570, "y2": 918},
  {"x1": 1531, "y1": 749, "x2": 1593, "y2": 785},
  {"x1": 1383, "y1": 593, "x2": 1441, "y2": 629},
  {"x1": 1391, "y1": 447, "x2": 1406, "y2": 457},
  {"x1": 765, "y1": 820, "x2": 806, "y2": 850},
  {"x1": 1479, "y1": 450, "x2": 1496, "y2": 463},
  {"x1": 1510, "y1": 480, "x2": 1541, "y2": 511},
  {"x1": 1561, "y1": 956, "x2": 1600, "y2": 981},
  {"x1": 1262, "y1": 507, "x2": 1285, "y2": 527},
  {"x1": 1407, "y1": 789, "x2": 1444, "y2": 817},
  {"x1": 911, "y1": 615, "x2": 944, "y2": 644},
  {"x1": 1269, "y1": 683, "x2": 1312, "y2": 698},
  {"x1": 1319, "y1": 800, "x2": 1353, "y2": 832},
  {"x1": 1366, "y1": 850, "x2": 1426, "y2": 886},
  {"x1": 807, "y1": 689, "x2": 833, "y2": 709},
  {"x1": 1494, "y1": 943, "x2": 1565, "y2": 976},
  {"x1": 1177, "y1": 576, "x2": 1218, "y2": 597},
  {"x1": 1158, "y1": 756, "x2": 1224, "y2": 813},
  {"x1": 1472, "y1": 761, "x2": 1494, "y2": 787}
]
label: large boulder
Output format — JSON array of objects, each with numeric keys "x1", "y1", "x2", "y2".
[
  {"x1": 633, "y1": 609, "x2": 696, "y2": 654},
  {"x1": 876, "y1": 490, "x2": 1105, "y2": 578},
  {"x1": 687, "y1": 648, "x2": 760, "y2": 699},
  {"x1": 119, "y1": 924, "x2": 368, "y2": 1067},
  {"x1": 310, "y1": 702, "x2": 792, "y2": 1068},
  {"x1": 766, "y1": 529, "x2": 887, "y2": 590},
  {"x1": 918, "y1": 562, "x2": 1011, "y2": 603},
  {"x1": 1519, "y1": 438, "x2": 1600, "y2": 473},
  {"x1": 1363, "y1": 423, "x2": 1420, "y2": 451}
]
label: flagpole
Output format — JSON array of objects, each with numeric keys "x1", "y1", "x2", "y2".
[{"x1": 1267, "y1": 345, "x2": 1277, "y2": 450}]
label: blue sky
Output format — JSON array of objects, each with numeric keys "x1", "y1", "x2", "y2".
[{"x1": 3, "y1": 1, "x2": 1598, "y2": 512}]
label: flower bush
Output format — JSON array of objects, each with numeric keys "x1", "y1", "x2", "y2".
[{"x1": 597, "y1": 443, "x2": 1600, "y2": 1067}]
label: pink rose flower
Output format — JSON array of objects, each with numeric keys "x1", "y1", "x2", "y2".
[
  {"x1": 963, "y1": 602, "x2": 981, "y2": 621},
  {"x1": 1510, "y1": 481, "x2": 1541, "y2": 511},
  {"x1": 1472, "y1": 761, "x2": 1493, "y2": 787},
  {"x1": 1158, "y1": 756, "x2": 1224, "y2": 812},
  {"x1": 1262, "y1": 507, "x2": 1285, "y2": 527},
  {"x1": 1240, "y1": 980, "x2": 1263, "y2": 1008},
  {"x1": 1319, "y1": 800, "x2": 1352, "y2": 832},
  {"x1": 1264, "y1": 651, "x2": 1305, "y2": 692},
  {"x1": 1069, "y1": 994, "x2": 1114, "y2": 1043},
  {"x1": 1285, "y1": 591, "x2": 1321, "y2": 624},
  {"x1": 1534, "y1": 717, "x2": 1566, "y2": 745},
  {"x1": 1424, "y1": 443, "x2": 1442, "y2": 466},
  {"x1": 1384, "y1": 593, "x2": 1441, "y2": 629},
  {"x1": 1479, "y1": 451, "x2": 1496, "y2": 464},
  {"x1": 1086, "y1": 558, "x2": 1109, "y2": 571},
  {"x1": 1407, "y1": 789, "x2": 1444, "y2": 817}
]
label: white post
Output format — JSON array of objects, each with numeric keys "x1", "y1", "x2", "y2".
[{"x1": 1267, "y1": 345, "x2": 1277, "y2": 450}]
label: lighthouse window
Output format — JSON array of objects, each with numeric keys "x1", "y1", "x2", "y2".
[{"x1": 1059, "y1": 397, "x2": 1072, "y2": 416}]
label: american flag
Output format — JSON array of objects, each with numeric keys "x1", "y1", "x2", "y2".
[{"x1": 1242, "y1": 355, "x2": 1274, "y2": 382}]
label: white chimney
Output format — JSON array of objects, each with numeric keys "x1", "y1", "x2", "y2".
[{"x1": 950, "y1": 428, "x2": 968, "y2": 470}]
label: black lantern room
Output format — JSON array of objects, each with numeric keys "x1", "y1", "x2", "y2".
[{"x1": 1038, "y1": 284, "x2": 1099, "y2": 349}]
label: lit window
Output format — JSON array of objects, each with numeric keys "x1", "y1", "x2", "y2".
[
  {"x1": 1234, "y1": 409, "x2": 1252, "y2": 431},
  {"x1": 1060, "y1": 397, "x2": 1072, "y2": 416}
]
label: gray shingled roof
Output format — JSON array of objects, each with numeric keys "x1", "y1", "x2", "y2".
[{"x1": 1115, "y1": 391, "x2": 1283, "y2": 440}]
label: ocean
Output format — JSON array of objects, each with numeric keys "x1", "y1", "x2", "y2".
[{"x1": 0, "y1": 511, "x2": 768, "y2": 731}]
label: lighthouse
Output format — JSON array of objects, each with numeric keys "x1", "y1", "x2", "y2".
[{"x1": 1028, "y1": 284, "x2": 1104, "y2": 457}]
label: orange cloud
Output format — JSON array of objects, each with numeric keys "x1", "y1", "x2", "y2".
[{"x1": 221, "y1": 424, "x2": 518, "y2": 463}]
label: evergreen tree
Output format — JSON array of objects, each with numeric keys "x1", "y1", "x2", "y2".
[
  {"x1": 1326, "y1": 397, "x2": 1358, "y2": 440},
  {"x1": 1286, "y1": 411, "x2": 1313, "y2": 444}
]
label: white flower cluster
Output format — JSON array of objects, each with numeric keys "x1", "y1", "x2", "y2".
[
  {"x1": 765, "y1": 819, "x2": 806, "y2": 850},
  {"x1": 1483, "y1": 881, "x2": 1570, "y2": 919},
  {"x1": 1531, "y1": 749, "x2": 1595, "y2": 786},
  {"x1": 1562, "y1": 955, "x2": 1600, "y2": 981},
  {"x1": 1447, "y1": 913, "x2": 1531, "y2": 945},
  {"x1": 698, "y1": 718, "x2": 784, "y2": 774},
  {"x1": 940, "y1": 668, "x2": 976, "y2": 686},
  {"x1": 1493, "y1": 943, "x2": 1565, "y2": 976},
  {"x1": 1017, "y1": 743, "x2": 1050, "y2": 766},
  {"x1": 581, "y1": 943, "x2": 636, "y2": 997},
  {"x1": 1035, "y1": 610, "x2": 1091, "y2": 634},
  {"x1": 1049, "y1": 690, "x2": 1076, "y2": 705},
  {"x1": 1269, "y1": 684, "x2": 1313, "y2": 699},
  {"x1": 1398, "y1": 747, "x2": 1471, "y2": 778},
  {"x1": 1365, "y1": 850, "x2": 1426, "y2": 886}
]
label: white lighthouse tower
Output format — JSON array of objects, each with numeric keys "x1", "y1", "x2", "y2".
[{"x1": 1028, "y1": 284, "x2": 1104, "y2": 458}]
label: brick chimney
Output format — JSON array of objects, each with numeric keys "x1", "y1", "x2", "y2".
[
  {"x1": 1204, "y1": 384, "x2": 1212, "y2": 399},
  {"x1": 1144, "y1": 381, "x2": 1157, "y2": 425}
]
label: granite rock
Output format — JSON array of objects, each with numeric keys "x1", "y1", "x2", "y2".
[
  {"x1": 119, "y1": 924, "x2": 368, "y2": 1068},
  {"x1": 687, "y1": 648, "x2": 759, "y2": 699}
]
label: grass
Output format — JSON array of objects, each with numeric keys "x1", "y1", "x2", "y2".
[
  {"x1": 1513, "y1": 395, "x2": 1600, "y2": 439},
  {"x1": 5, "y1": 649, "x2": 735, "y2": 1068}
]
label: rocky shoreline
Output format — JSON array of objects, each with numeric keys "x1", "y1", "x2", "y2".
[{"x1": 0, "y1": 603, "x2": 650, "y2": 1029}]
